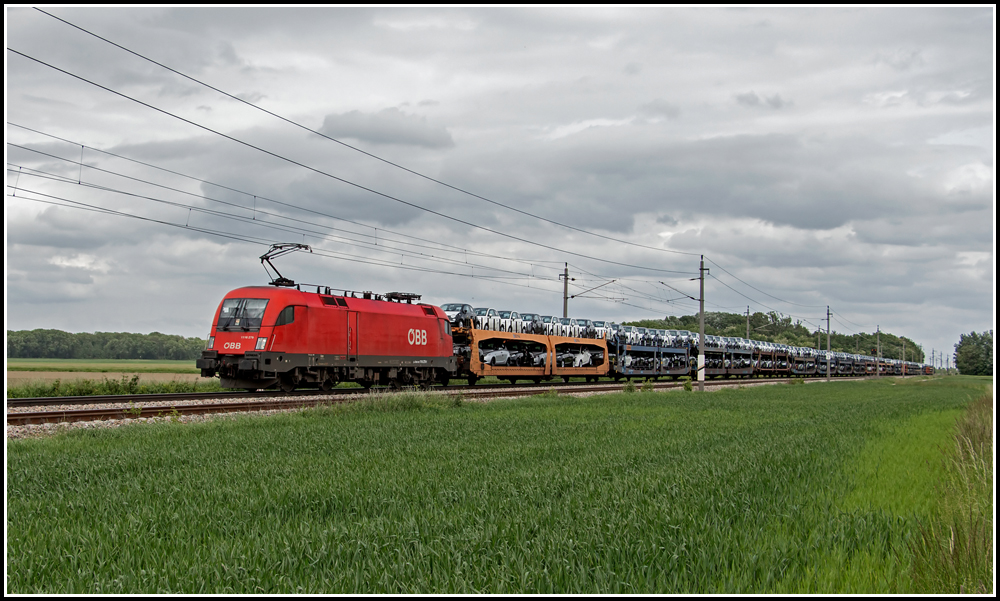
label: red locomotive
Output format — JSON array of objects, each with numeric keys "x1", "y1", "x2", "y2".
[{"x1": 197, "y1": 285, "x2": 456, "y2": 391}]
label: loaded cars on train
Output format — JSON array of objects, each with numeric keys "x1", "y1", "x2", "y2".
[{"x1": 197, "y1": 283, "x2": 931, "y2": 391}]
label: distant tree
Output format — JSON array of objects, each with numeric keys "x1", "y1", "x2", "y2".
[
  {"x1": 954, "y1": 331, "x2": 993, "y2": 376},
  {"x1": 619, "y1": 311, "x2": 925, "y2": 361},
  {"x1": 6, "y1": 329, "x2": 207, "y2": 360}
]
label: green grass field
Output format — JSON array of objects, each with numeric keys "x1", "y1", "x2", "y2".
[
  {"x1": 6, "y1": 358, "x2": 201, "y2": 373},
  {"x1": 6, "y1": 377, "x2": 991, "y2": 593}
]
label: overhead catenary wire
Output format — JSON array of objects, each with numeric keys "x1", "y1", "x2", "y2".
[
  {"x1": 9, "y1": 174, "x2": 719, "y2": 318},
  {"x1": 8, "y1": 123, "x2": 566, "y2": 270},
  {"x1": 8, "y1": 183, "x2": 859, "y2": 334},
  {"x1": 5, "y1": 155, "x2": 557, "y2": 278},
  {"x1": 8, "y1": 135, "x2": 860, "y2": 323},
  {"x1": 7, "y1": 46, "x2": 693, "y2": 276},
  {"x1": 704, "y1": 256, "x2": 827, "y2": 309},
  {"x1": 7, "y1": 171, "x2": 553, "y2": 281},
  {"x1": 5, "y1": 136, "x2": 571, "y2": 277},
  {"x1": 8, "y1": 171, "x2": 841, "y2": 331},
  {"x1": 831, "y1": 310, "x2": 872, "y2": 331},
  {"x1": 9, "y1": 19, "x2": 879, "y2": 327},
  {"x1": 707, "y1": 273, "x2": 823, "y2": 325},
  {"x1": 9, "y1": 43, "x2": 824, "y2": 319},
  {"x1": 33, "y1": 7, "x2": 702, "y2": 259},
  {"x1": 8, "y1": 156, "x2": 713, "y2": 315},
  {"x1": 7, "y1": 189, "x2": 569, "y2": 294}
]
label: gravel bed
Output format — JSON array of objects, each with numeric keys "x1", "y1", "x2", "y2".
[{"x1": 5, "y1": 392, "x2": 344, "y2": 440}]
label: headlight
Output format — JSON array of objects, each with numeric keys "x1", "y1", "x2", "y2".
[
  {"x1": 207, "y1": 337, "x2": 215, "y2": 349},
  {"x1": 256, "y1": 337, "x2": 267, "y2": 350}
]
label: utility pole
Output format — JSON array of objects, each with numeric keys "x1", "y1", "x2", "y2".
[
  {"x1": 559, "y1": 263, "x2": 574, "y2": 318},
  {"x1": 826, "y1": 306, "x2": 831, "y2": 382},
  {"x1": 698, "y1": 255, "x2": 707, "y2": 392},
  {"x1": 745, "y1": 306, "x2": 750, "y2": 339},
  {"x1": 876, "y1": 326, "x2": 881, "y2": 378}
]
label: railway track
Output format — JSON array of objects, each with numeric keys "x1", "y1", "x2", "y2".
[{"x1": 7, "y1": 376, "x2": 868, "y2": 426}]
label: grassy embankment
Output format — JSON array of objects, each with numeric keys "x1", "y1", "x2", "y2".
[{"x1": 6, "y1": 376, "x2": 991, "y2": 593}]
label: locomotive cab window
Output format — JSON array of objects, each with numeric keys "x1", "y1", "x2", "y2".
[
  {"x1": 275, "y1": 305, "x2": 295, "y2": 326},
  {"x1": 217, "y1": 298, "x2": 269, "y2": 331}
]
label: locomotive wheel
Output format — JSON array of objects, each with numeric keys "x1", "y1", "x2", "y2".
[
  {"x1": 319, "y1": 378, "x2": 334, "y2": 392},
  {"x1": 388, "y1": 379, "x2": 402, "y2": 391},
  {"x1": 279, "y1": 377, "x2": 296, "y2": 393}
]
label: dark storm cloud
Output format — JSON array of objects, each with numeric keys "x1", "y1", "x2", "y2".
[{"x1": 319, "y1": 108, "x2": 455, "y2": 149}]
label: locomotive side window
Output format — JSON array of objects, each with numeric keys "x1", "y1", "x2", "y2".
[
  {"x1": 320, "y1": 296, "x2": 349, "y2": 307},
  {"x1": 275, "y1": 305, "x2": 295, "y2": 326},
  {"x1": 217, "y1": 298, "x2": 269, "y2": 331}
]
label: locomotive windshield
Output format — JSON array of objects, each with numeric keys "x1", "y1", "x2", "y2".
[{"x1": 217, "y1": 298, "x2": 269, "y2": 331}]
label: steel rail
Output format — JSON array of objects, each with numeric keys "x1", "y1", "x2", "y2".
[
  {"x1": 4, "y1": 379, "x2": 668, "y2": 408},
  {"x1": 7, "y1": 376, "x2": 871, "y2": 426}
]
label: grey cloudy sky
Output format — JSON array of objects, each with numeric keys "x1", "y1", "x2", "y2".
[{"x1": 5, "y1": 6, "x2": 994, "y2": 362}]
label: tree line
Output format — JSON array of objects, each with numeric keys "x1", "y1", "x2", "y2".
[
  {"x1": 7, "y1": 329, "x2": 208, "y2": 361},
  {"x1": 625, "y1": 311, "x2": 925, "y2": 363},
  {"x1": 954, "y1": 330, "x2": 992, "y2": 376}
]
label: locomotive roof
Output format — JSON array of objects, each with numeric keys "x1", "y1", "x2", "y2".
[{"x1": 222, "y1": 286, "x2": 445, "y2": 318}]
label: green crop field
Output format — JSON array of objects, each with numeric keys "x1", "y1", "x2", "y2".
[
  {"x1": 6, "y1": 358, "x2": 201, "y2": 373},
  {"x1": 6, "y1": 377, "x2": 992, "y2": 593}
]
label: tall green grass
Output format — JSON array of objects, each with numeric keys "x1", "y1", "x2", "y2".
[
  {"x1": 6, "y1": 374, "x2": 228, "y2": 398},
  {"x1": 909, "y1": 389, "x2": 993, "y2": 593},
  {"x1": 6, "y1": 378, "x2": 984, "y2": 593}
]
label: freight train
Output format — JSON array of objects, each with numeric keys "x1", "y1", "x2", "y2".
[{"x1": 196, "y1": 282, "x2": 931, "y2": 391}]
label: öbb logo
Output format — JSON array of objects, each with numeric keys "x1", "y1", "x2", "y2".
[
  {"x1": 223, "y1": 342, "x2": 242, "y2": 350},
  {"x1": 407, "y1": 329, "x2": 427, "y2": 345}
]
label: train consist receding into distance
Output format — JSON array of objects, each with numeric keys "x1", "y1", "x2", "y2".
[{"x1": 197, "y1": 280, "x2": 933, "y2": 392}]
